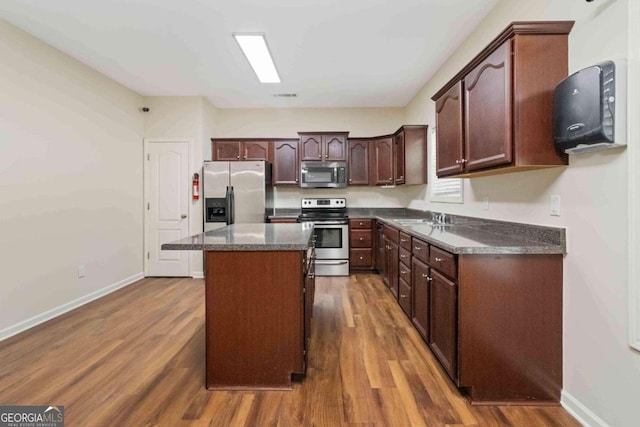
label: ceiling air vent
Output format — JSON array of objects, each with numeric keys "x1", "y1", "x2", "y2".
[{"x1": 273, "y1": 93, "x2": 297, "y2": 98}]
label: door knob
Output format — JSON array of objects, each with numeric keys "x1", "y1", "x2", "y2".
[{"x1": 181, "y1": 214, "x2": 187, "y2": 219}]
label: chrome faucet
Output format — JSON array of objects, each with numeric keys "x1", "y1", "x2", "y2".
[{"x1": 434, "y1": 212, "x2": 447, "y2": 224}]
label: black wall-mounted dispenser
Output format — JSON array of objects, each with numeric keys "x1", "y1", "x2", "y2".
[{"x1": 553, "y1": 60, "x2": 626, "y2": 154}]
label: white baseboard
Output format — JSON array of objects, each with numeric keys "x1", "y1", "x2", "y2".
[
  {"x1": 0, "y1": 272, "x2": 144, "y2": 342},
  {"x1": 561, "y1": 390, "x2": 610, "y2": 427},
  {"x1": 191, "y1": 271, "x2": 204, "y2": 279}
]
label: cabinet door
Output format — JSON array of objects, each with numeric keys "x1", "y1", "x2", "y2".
[
  {"x1": 398, "y1": 279, "x2": 412, "y2": 318},
  {"x1": 348, "y1": 140, "x2": 370, "y2": 185},
  {"x1": 213, "y1": 140, "x2": 241, "y2": 160},
  {"x1": 411, "y1": 258, "x2": 430, "y2": 341},
  {"x1": 429, "y1": 269, "x2": 458, "y2": 382},
  {"x1": 243, "y1": 140, "x2": 271, "y2": 161},
  {"x1": 387, "y1": 240, "x2": 399, "y2": 298},
  {"x1": 273, "y1": 140, "x2": 299, "y2": 186},
  {"x1": 394, "y1": 131, "x2": 405, "y2": 185},
  {"x1": 323, "y1": 135, "x2": 347, "y2": 161},
  {"x1": 435, "y1": 82, "x2": 464, "y2": 177},
  {"x1": 300, "y1": 134, "x2": 323, "y2": 160},
  {"x1": 464, "y1": 40, "x2": 513, "y2": 172},
  {"x1": 370, "y1": 137, "x2": 394, "y2": 185},
  {"x1": 376, "y1": 224, "x2": 386, "y2": 274}
]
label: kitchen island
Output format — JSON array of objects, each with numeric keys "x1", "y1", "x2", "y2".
[{"x1": 163, "y1": 223, "x2": 315, "y2": 390}]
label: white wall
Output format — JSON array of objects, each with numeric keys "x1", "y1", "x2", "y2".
[
  {"x1": 0, "y1": 19, "x2": 144, "y2": 337},
  {"x1": 405, "y1": 1, "x2": 638, "y2": 425}
]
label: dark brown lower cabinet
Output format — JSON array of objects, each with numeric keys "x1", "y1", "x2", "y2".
[
  {"x1": 429, "y1": 269, "x2": 458, "y2": 383},
  {"x1": 379, "y1": 229, "x2": 563, "y2": 405},
  {"x1": 411, "y1": 258, "x2": 430, "y2": 340},
  {"x1": 205, "y1": 250, "x2": 307, "y2": 389},
  {"x1": 398, "y1": 278, "x2": 411, "y2": 317},
  {"x1": 376, "y1": 223, "x2": 385, "y2": 274}
]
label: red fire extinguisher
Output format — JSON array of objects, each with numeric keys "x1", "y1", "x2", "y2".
[{"x1": 192, "y1": 173, "x2": 200, "y2": 200}]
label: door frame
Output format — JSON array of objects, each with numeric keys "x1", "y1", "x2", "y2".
[
  {"x1": 143, "y1": 138, "x2": 194, "y2": 277},
  {"x1": 628, "y1": 0, "x2": 640, "y2": 351}
]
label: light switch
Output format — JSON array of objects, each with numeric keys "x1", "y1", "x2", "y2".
[
  {"x1": 482, "y1": 195, "x2": 489, "y2": 210},
  {"x1": 550, "y1": 195, "x2": 561, "y2": 216}
]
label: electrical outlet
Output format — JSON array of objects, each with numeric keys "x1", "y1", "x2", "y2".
[
  {"x1": 482, "y1": 195, "x2": 489, "y2": 210},
  {"x1": 550, "y1": 195, "x2": 561, "y2": 216},
  {"x1": 78, "y1": 265, "x2": 85, "y2": 278}
]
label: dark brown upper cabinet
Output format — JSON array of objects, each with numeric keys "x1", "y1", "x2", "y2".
[
  {"x1": 299, "y1": 132, "x2": 348, "y2": 161},
  {"x1": 432, "y1": 21, "x2": 574, "y2": 178},
  {"x1": 273, "y1": 139, "x2": 299, "y2": 186},
  {"x1": 370, "y1": 137, "x2": 394, "y2": 185},
  {"x1": 211, "y1": 139, "x2": 272, "y2": 162},
  {"x1": 394, "y1": 131, "x2": 405, "y2": 185},
  {"x1": 347, "y1": 139, "x2": 370, "y2": 185}
]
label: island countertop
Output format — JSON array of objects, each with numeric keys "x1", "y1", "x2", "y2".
[{"x1": 161, "y1": 223, "x2": 314, "y2": 251}]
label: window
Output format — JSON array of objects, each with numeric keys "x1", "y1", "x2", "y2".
[{"x1": 429, "y1": 128, "x2": 463, "y2": 203}]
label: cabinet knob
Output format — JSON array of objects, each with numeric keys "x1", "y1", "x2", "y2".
[
  {"x1": 325, "y1": 154, "x2": 328, "y2": 158},
  {"x1": 421, "y1": 273, "x2": 429, "y2": 278},
  {"x1": 427, "y1": 276, "x2": 433, "y2": 281},
  {"x1": 414, "y1": 246, "x2": 421, "y2": 250},
  {"x1": 401, "y1": 270, "x2": 406, "y2": 274},
  {"x1": 455, "y1": 159, "x2": 461, "y2": 164},
  {"x1": 349, "y1": 179, "x2": 353, "y2": 182},
  {"x1": 237, "y1": 155, "x2": 240, "y2": 159},
  {"x1": 400, "y1": 254, "x2": 407, "y2": 258},
  {"x1": 359, "y1": 237, "x2": 364, "y2": 241},
  {"x1": 435, "y1": 257, "x2": 443, "y2": 262},
  {"x1": 318, "y1": 154, "x2": 322, "y2": 158},
  {"x1": 400, "y1": 294, "x2": 407, "y2": 298},
  {"x1": 359, "y1": 222, "x2": 363, "y2": 226},
  {"x1": 400, "y1": 238, "x2": 407, "y2": 242},
  {"x1": 399, "y1": 176, "x2": 404, "y2": 179},
  {"x1": 359, "y1": 256, "x2": 364, "y2": 260},
  {"x1": 388, "y1": 177, "x2": 392, "y2": 181}
]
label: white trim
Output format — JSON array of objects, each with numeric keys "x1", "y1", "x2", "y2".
[
  {"x1": 192, "y1": 271, "x2": 205, "y2": 279},
  {"x1": 561, "y1": 390, "x2": 610, "y2": 427},
  {"x1": 628, "y1": 0, "x2": 640, "y2": 352},
  {"x1": 0, "y1": 272, "x2": 144, "y2": 342},
  {"x1": 143, "y1": 138, "x2": 194, "y2": 277}
]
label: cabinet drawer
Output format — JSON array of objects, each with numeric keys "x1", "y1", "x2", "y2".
[
  {"x1": 398, "y1": 279, "x2": 412, "y2": 317},
  {"x1": 399, "y1": 232, "x2": 412, "y2": 251},
  {"x1": 350, "y1": 219, "x2": 373, "y2": 229},
  {"x1": 399, "y1": 259, "x2": 411, "y2": 284},
  {"x1": 350, "y1": 248, "x2": 373, "y2": 267},
  {"x1": 383, "y1": 225, "x2": 399, "y2": 243},
  {"x1": 412, "y1": 238, "x2": 429, "y2": 263},
  {"x1": 351, "y1": 229, "x2": 373, "y2": 248},
  {"x1": 430, "y1": 246, "x2": 457, "y2": 280},
  {"x1": 399, "y1": 247, "x2": 411, "y2": 265}
]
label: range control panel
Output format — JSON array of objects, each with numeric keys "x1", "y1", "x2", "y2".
[{"x1": 301, "y1": 198, "x2": 346, "y2": 209}]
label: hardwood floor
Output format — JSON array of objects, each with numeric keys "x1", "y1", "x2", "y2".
[{"x1": 0, "y1": 274, "x2": 579, "y2": 426}]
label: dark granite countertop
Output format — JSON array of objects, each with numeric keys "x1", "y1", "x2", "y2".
[
  {"x1": 270, "y1": 208, "x2": 566, "y2": 255},
  {"x1": 161, "y1": 223, "x2": 314, "y2": 251}
]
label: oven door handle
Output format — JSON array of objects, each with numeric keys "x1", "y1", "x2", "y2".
[
  {"x1": 314, "y1": 260, "x2": 349, "y2": 265},
  {"x1": 308, "y1": 221, "x2": 348, "y2": 225}
]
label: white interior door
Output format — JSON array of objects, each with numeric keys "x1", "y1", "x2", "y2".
[{"x1": 146, "y1": 140, "x2": 190, "y2": 277}]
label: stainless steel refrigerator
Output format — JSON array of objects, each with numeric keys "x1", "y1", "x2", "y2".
[{"x1": 203, "y1": 161, "x2": 274, "y2": 232}]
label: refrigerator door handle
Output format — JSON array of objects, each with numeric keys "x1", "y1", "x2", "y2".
[{"x1": 228, "y1": 186, "x2": 235, "y2": 225}]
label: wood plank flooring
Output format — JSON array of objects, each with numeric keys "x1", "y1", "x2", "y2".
[{"x1": 0, "y1": 274, "x2": 580, "y2": 426}]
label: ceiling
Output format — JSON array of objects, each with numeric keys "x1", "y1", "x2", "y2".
[{"x1": 0, "y1": 0, "x2": 498, "y2": 109}]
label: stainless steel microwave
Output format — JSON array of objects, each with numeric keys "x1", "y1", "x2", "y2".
[{"x1": 300, "y1": 161, "x2": 348, "y2": 188}]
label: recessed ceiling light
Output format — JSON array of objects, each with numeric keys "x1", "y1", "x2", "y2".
[{"x1": 233, "y1": 33, "x2": 281, "y2": 84}]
